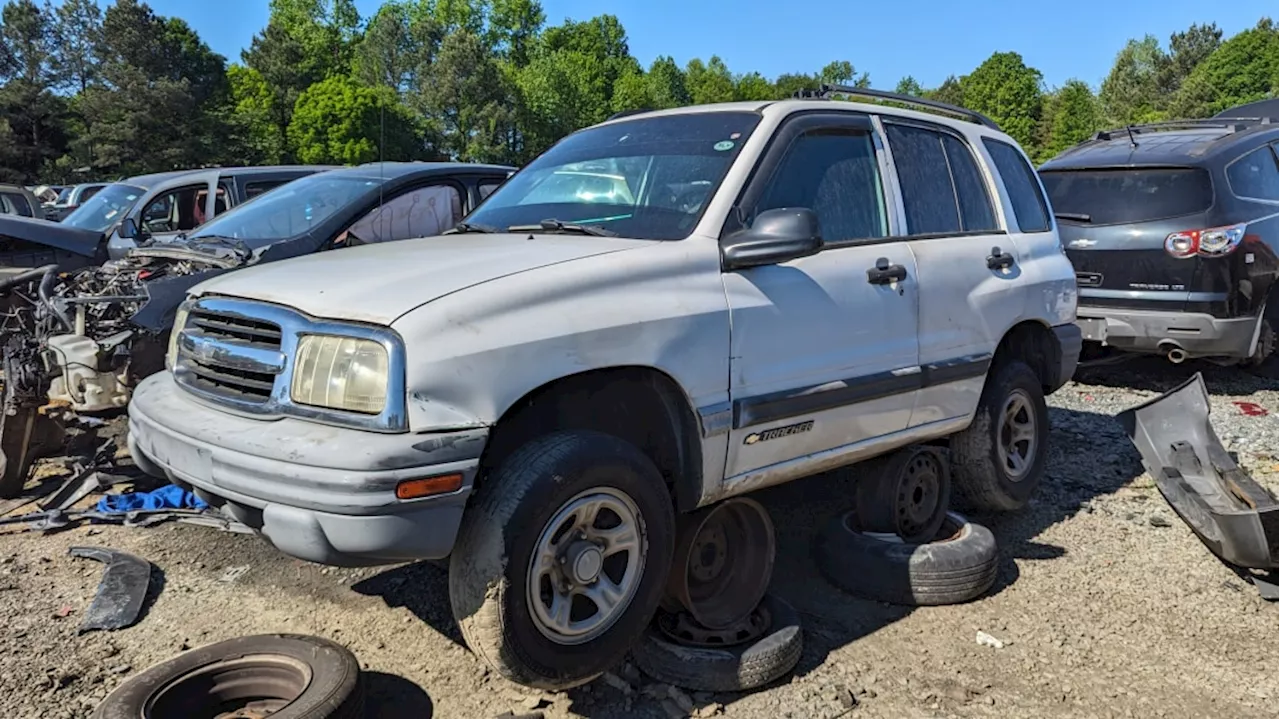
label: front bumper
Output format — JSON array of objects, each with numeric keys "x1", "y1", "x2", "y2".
[
  {"x1": 1075, "y1": 306, "x2": 1258, "y2": 360},
  {"x1": 127, "y1": 373, "x2": 485, "y2": 566}
]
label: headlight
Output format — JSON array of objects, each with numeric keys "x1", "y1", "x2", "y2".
[
  {"x1": 290, "y1": 334, "x2": 389, "y2": 414},
  {"x1": 166, "y1": 306, "x2": 190, "y2": 370}
]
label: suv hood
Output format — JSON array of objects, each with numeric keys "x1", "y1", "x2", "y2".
[
  {"x1": 188, "y1": 233, "x2": 650, "y2": 324},
  {"x1": 0, "y1": 214, "x2": 102, "y2": 257}
]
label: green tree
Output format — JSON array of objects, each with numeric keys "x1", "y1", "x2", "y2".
[
  {"x1": 610, "y1": 67, "x2": 653, "y2": 112},
  {"x1": 50, "y1": 0, "x2": 101, "y2": 94},
  {"x1": 0, "y1": 0, "x2": 67, "y2": 180},
  {"x1": 1170, "y1": 18, "x2": 1279, "y2": 118},
  {"x1": 1040, "y1": 79, "x2": 1100, "y2": 161},
  {"x1": 1099, "y1": 35, "x2": 1169, "y2": 125},
  {"x1": 289, "y1": 75, "x2": 421, "y2": 164},
  {"x1": 646, "y1": 55, "x2": 690, "y2": 108},
  {"x1": 488, "y1": 0, "x2": 544, "y2": 65},
  {"x1": 961, "y1": 51, "x2": 1043, "y2": 149},
  {"x1": 773, "y1": 72, "x2": 817, "y2": 99},
  {"x1": 353, "y1": 1, "x2": 441, "y2": 93},
  {"x1": 1161, "y1": 22, "x2": 1222, "y2": 95},
  {"x1": 927, "y1": 75, "x2": 964, "y2": 106},
  {"x1": 734, "y1": 72, "x2": 774, "y2": 101},
  {"x1": 685, "y1": 56, "x2": 735, "y2": 105},
  {"x1": 419, "y1": 30, "x2": 515, "y2": 162},
  {"x1": 819, "y1": 60, "x2": 869, "y2": 87},
  {"x1": 895, "y1": 76, "x2": 923, "y2": 97}
]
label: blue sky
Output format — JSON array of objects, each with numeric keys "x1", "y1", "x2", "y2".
[{"x1": 140, "y1": 0, "x2": 1275, "y2": 90}]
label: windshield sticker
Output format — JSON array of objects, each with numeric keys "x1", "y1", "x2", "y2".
[{"x1": 714, "y1": 140, "x2": 735, "y2": 152}]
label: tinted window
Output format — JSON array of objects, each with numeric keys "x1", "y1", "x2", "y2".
[
  {"x1": 1039, "y1": 168, "x2": 1214, "y2": 225},
  {"x1": 188, "y1": 174, "x2": 381, "y2": 250},
  {"x1": 245, "y1": 180, "x2": 285, "y2": 200},
  {"x1": 753, "y1": 129, "x2": 887, "y2": 242},
  {"x1": 340, "y1": 185, "x2": 463, "y2": 246},
  {"x1": 1, "y1": 193, "x2": 32, "y2": 217},
  {"x1": 1226, "y1": 147, "x2": 1279, "y2": 202},
  {"x1": 61, "y1": 183, "x2": 145, "y2": 232},
  {"x1": 468, "y1": 112, "x2": 762, "y2": 240},
  {"x1": 80, "y1": 185, "x2": 102, "y2": 201},
  {"x1": 943, "y1": 135, "x2": 997, "y2": 231},
  {"x1": 887, "y1": 124, "x2": 959, "y2": 234},
  {"x1": 479, "y1": 180, "x2": 503, "y2": 199},
  {"x1": 141, "y1": 184, "x2": 206, "y2": 233},
  {"x1": 983, "y1": 138, "x2": 1051, "y2": 232}
]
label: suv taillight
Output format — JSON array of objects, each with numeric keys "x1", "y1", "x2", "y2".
[{"x1": 1164, "y1": 223, "x2": 1247, "y2": 258}]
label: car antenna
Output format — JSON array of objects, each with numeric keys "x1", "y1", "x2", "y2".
[{"x1": 1125, "y1": 125, "x2": 1138, "y2": 148}]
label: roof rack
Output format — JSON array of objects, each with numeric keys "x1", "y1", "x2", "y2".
[
  {"x1": 793, "y1": 84, "x2": 1001, "y2": 130},
  {"x1": 1093, "y1": 116, "x2": 1274, "y2": 141}
]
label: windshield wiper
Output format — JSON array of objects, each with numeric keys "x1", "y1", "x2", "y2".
[
  {"x1": 1054, "y1": 212, "x2": 1092, "y2": 223},
  {"x1": 443, "y1": 222, "x2": 502, "y2": 235},
  {"x1": 507, "y1": 219, "x2": 617, "y2": 237}
]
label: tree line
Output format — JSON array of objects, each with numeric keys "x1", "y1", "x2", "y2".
[{"x1": 0, "y1": 0, "x2": 1276, "y2": 184}]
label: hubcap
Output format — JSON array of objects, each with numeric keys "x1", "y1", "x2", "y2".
[
  {"x1": 527, "y1": 488, "x2": 645, "y2": 645},
  {"x1": 997, "y1": 389, "x2": 1037, "y2": 481}
]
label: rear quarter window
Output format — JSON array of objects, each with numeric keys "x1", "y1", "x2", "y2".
[
  {"x1": 1226, "y1": 146, "x2": 1279, "y2": 202},
  {"x1": 982, "y1": 138, "x2": 1051, "y2": 233},
  {"x1": 1038, "y1": 168, "x2": 1214, "y2": 225}
]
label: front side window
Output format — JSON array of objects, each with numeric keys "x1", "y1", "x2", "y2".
[
  {"x1": 1, "y1": 192, "x2": 32, "y2": 217},
  {"x1": 141, "y1": 184, "x2": 206, "y2": 233},
  {"x1": 188, "y1": 174, "x2": 381, "y2": 250},
  {"x1": 1226, "y1": 146, "x2": 1279, "y2": 202},
  {"x1": 752, "y1": 128, "x2": 887, "y2": 242},
  {"x1": 61, "y1": 183, "x2": 145, "y2": 232},
  {"x1": 338, "y1": 184, "x2": 463, "y2": 247},
  {"x1": 983, "y1": 138, "x2": 1051, "y2": 233},
  {"x1": 245, "y1": 180, "x2": 286, "y2": 200},
  {"x1": 479, "y1": 180, "x2": 503, "y2": 200},
  {"x1": 467, "y1": 111, "x2": 762, "y2": 240}
]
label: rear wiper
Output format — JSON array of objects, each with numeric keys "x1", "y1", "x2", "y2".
[
  {"x1": 1054, "y1": 212, "x2": 1092, "y2": 223},
  {"x1": 444, "y1": 222, "x2": 502, "y2": 235},
  {"x1": 507, "y1": 219, "x2": 617, "y2": 237}
]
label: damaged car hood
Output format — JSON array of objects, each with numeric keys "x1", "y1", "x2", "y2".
[
  {"x1": 0, "y1": 214, "x2": 102, "y2": 257},
  {"x1": 188, "y1": 233, "x2": 650, "y2": 325}
]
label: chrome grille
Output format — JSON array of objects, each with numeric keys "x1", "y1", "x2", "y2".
[{"x1": 177, "y1": 307, "x2": 285, "y2": 403}]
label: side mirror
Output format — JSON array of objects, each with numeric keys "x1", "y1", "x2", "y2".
[
  {"x1": 721, "y1": 207, "x2": 823, "y2": 271},
  {"x1": 118, "y1": 217, "x2": 139, "y2": 240}
]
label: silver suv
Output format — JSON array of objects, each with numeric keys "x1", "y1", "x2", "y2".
[{"x1": 127, "y1": 87, "x2": 1081, "y2": 690}]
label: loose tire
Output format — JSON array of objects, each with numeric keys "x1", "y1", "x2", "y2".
[
  {"x1": 92, "y1": 634, "x2": 362, "y2": 719},
  {"x1": 632, "y1": 593, "x2": 803, "y2": 692},
  {"x1": 814, "y1": 511, "x2": 998, "y2": 606},
  {"x1": 949, "y1": 360, "x2": 1049, "y2": 512},
  {"x1": 449, "y1": 430, "x2": 675, "y2": 690}
]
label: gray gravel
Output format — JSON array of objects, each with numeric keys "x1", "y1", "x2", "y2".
[{"x1": 0, "y1": 357, "x2": 1275, "y2": 718}]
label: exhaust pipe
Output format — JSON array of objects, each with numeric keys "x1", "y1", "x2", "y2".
[{"x1": 1166, "y1": 347, "x2": 1188, "y2": 364}]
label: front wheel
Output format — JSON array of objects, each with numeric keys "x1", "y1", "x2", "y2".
[
  {"x1": 449, "y1": 430, "x2": 675, "y2": 690},
  {"x1": 949, "y1": 360, "x2": 1049, "y2": 512}
]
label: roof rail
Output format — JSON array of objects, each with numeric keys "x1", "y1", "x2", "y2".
[
  {"x1": 1093, "y1": 116, "x2": 1274, "y2": 141},
  {"x1": 793, "y1": 84, "x2": 1001, "y2": 130},
  {"x1": 606, "y1": 108, "x2": 653, "y2": 121}
]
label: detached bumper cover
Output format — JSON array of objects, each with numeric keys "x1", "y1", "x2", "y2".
[
  {"x1": 127, "y1": 373, "x2": 485, "y2": 566},
  {"x1": 1117, "y1": 372, "x2": 1278, "y2": 571},
  {"x1": 1076, "y1": 306, "x2": 1256, "y2": 359}
]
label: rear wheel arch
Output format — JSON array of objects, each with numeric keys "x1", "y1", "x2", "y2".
[
  {"x1": 479, "y1": 366, "x2": 704, "y2": 512},
  {"x1": 991, "y1": 319, "x2": 1060, "y2": 392}
]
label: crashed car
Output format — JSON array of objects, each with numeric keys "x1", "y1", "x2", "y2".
[{"x1": 0, "y1": 161, "x2": 514, "y2": 497}]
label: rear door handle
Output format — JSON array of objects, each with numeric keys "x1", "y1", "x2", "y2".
[
  {"x1": 867, "y1": 258, "x2": 907, "y2": 285},
  {"x1": 986, "y1": 246, "x2": 1015, "y2": 270}
]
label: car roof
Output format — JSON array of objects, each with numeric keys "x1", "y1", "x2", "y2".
[
  {"x1": 336, "y1": 161, "x2": 516, "y2": 179},
  {"x1": 121, "y1": 165, "x2": 337, "y2": 189},
  {"x1": 1040, "y1": 123, "x2": 1278, "y2": 171}
]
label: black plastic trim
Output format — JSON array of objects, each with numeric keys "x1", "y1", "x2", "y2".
[
  {"x1": 796, "y1": 85, "x2": 1001, "y2": 130},
  {"x1": 733, "y1": 353, "x2": 992, "y2": 430}
]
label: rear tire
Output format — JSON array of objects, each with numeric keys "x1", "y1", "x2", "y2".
[
  {"x1": 949, "y1": 360, "x2": 1049, "y2": 512},
  {"x1": 449, "y1": 430, "x2": 675, "y2": 690}
]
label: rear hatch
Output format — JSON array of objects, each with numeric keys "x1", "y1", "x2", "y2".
[{"x1": 1040, "y1": 166, "x2": 1214, "y2": 313}]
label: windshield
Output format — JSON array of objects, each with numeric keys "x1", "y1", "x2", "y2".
[
  {"x1": 1039, "y1": 168, "x2": 1213, "y2": 225},
  {"x1": 61, "y1": 184, "x2": 145, "y2": 232},
  {"x1": 187, "y1": 173, "x2": 380, "y2": 250},
  {"x1": 467, "y1": 111, "x2": 762, "y2": 240}
]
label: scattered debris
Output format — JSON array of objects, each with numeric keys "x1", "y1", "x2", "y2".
[
  {"x1": 1148, "y1": 515, "x2": 1172, "y2": 528},
  {"x1": 218, "y1": 565, "x2": 250, "y2": 583},
  {"x1": 68, "y1": 546, "x2": 152, "y2": 633},
  {"x1": 1231, "y1": 401, "x2": 1268, "y2": 417},
  {"x1": 54, "y1": 605, "x2": 73, "y2": 618},
  {"x1": 976, "y1": 630, "x2": 1006, "y2": 649}
]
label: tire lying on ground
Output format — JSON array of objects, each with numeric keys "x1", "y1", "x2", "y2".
[
  {"x1": 631, "y1": 593, "x2": 803, "y2": 693},
  {"x1": 814, "y1": 511, "x2": 998, "y2": 606},
  {"x1": 92, "y1": 634, "x2": 363, "y2": 719}
]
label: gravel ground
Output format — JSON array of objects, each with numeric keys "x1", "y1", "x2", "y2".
[{"x1": 0, "y1": 357, "x2": 1275, "y2": 719}]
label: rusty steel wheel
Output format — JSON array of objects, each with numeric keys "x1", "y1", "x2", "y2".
[
  {"x1": 854, "y1": 445, "x2": 951, "y2": 544},
  {"x1": 92, "y1": 634, "x2": 362, "y2": 719},
  {"x1": 663, "y1": 497, "x2": 776, "y2": 630}
]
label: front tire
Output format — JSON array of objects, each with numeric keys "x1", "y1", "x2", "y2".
[
  {"x1": 449, "y1": 430, "x2": 675, "y2": 690},
  {"x1": 949, "y1": 360, "x2": 1049, "y2": 512}
]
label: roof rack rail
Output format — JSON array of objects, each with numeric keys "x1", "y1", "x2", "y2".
[
  {"x1": 606, "y1": 108, "x2": 653, "y2": 121},
  {"x1": 1093, "y1": 116, "x2": 1274, "y2": 141},
  {"x1": 793, "y1": 84, "x2": 1001, "y2": 130}
]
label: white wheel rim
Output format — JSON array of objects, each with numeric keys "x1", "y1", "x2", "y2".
[{"x1": 526, "y1": 487, "x2": 646, "y2": 645}]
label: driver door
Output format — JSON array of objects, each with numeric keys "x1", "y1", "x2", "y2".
[{"x1": 721, "y1": 113, "x2": 921, "y2": 479}]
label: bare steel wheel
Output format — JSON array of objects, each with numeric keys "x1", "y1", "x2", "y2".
[
  {"x1": 854, "y1": 445, "x2": 951, "y2": 544},
  {"x1": 663, "y1": 497, "x2": 776, "y2": 630},
  {"x1": 528, "y1": 488, "x2": 646, "y2": 645},
  {"x1": 998, "y1": 388, "x2": 1038, "y2": 481}
]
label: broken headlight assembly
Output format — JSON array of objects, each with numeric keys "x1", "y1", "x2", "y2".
[
  {"x1": 165, "y1": 305, "x2": 190, "y2": 370},
  {"x1": 290, "y1": 334, "x2": 389, "y2": 414}
]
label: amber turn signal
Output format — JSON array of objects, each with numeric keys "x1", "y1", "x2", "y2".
[{"x1": 395, "y1": 473, "x2": 463, "y2": 500}]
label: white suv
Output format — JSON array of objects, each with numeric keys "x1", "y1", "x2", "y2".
[{"x1": 127, "y1": 88, "x2": 1081, "y2": 690}]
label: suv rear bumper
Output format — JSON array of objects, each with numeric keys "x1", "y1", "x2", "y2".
[
  {"x1": 127, "y1": 373, "x2": 483, "y2": 567},
  {"x1": 1075, "y1": 305, "x2": 1257, "y2": 360}
]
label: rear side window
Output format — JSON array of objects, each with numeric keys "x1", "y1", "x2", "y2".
[
  {"x1": 245, "y1": 181, "x2": 286, "y2": 199},
  {"x1": 341, "y1": 184, "x2": 463, "y2": 246},
  {"x1": 1038, "y1": 168, "x2": 1213, "y2": 225},
  {"x1": 886, "y1": 124, "x2": 997, "y2": 235},
  {"x1": 1226, "y1": 147, "x2": 1279, "y2": 202},
  {"x1": 0, "y1": 192, "x2": 32, "y2": 217},
  {"x1": 80, "y1": 185, "x2": 102, "y2": 201},
  {"x1": 479, "y1": 180, "x2": 503, "y2": 200},
  {"x1": 983, "y1": 138, "x2": 1051, "y2": 233}
]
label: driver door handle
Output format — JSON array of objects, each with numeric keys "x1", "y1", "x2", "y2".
[
  {"x1": 986, "y1": 246, "x2": 1016, "y2": 270},
  {"x1": 866, "y1": 258, "x2": 907, "y2": 285}
]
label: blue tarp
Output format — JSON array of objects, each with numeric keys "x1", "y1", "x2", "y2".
[{"x1": 95, "y1": 484, "x2": 208, "y2": 513}]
